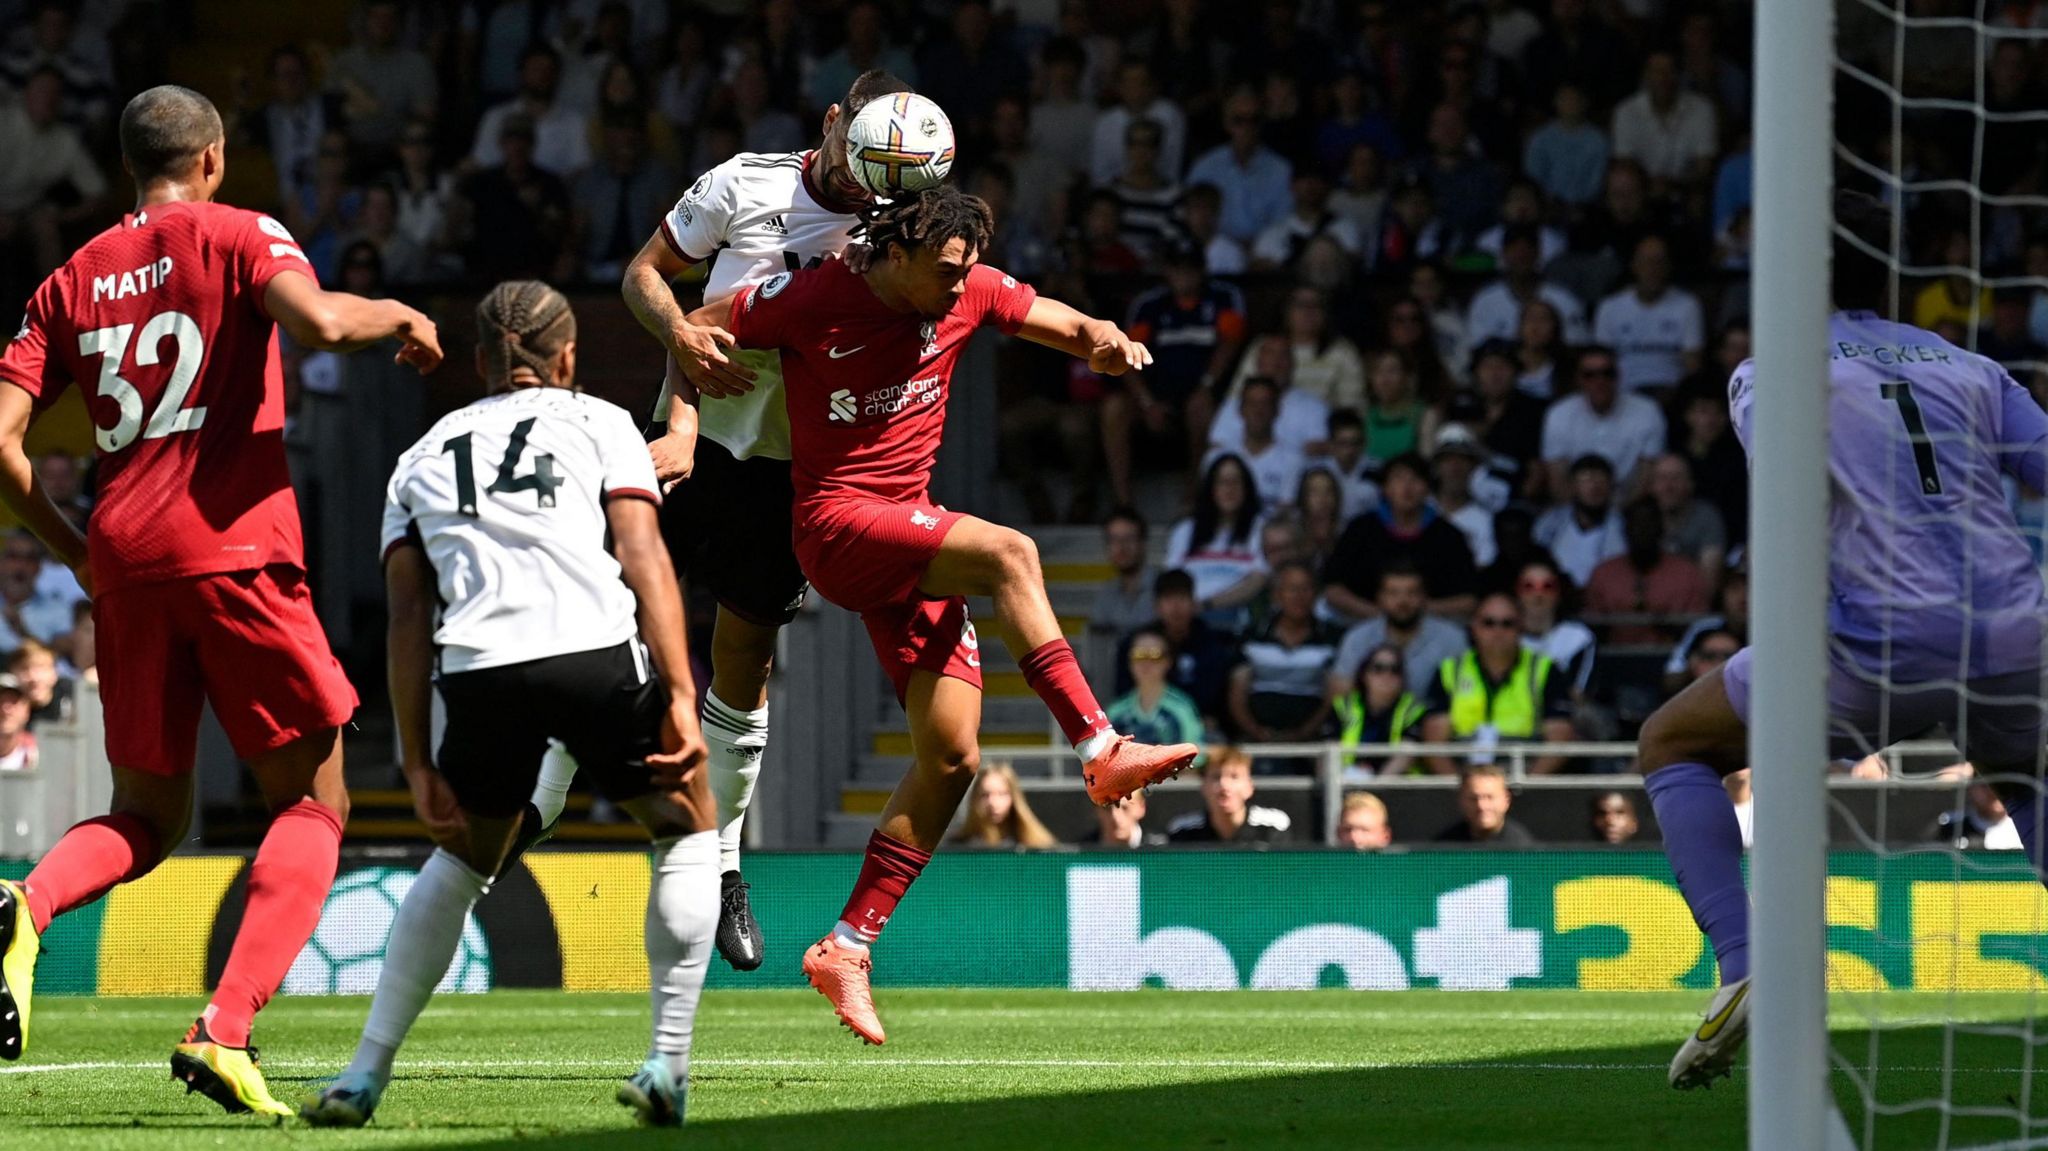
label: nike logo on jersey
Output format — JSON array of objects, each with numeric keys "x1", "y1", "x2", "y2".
[{"x1": 828, "y1": 346, "x2": 865, "y2": 359}]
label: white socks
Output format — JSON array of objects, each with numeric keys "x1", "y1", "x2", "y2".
[
  {"x1": 347, "y1": 849, "x2": 490, "y2": 1086},
  {"x1": 529, "y1": 740, "x2": 579, "y2": 826},
  {"x1": 646, "y1": 830, "x2": 720, "y2": 1088},
  {"x1": 831, "y1": 920, "x2": 872, "y2": 950},
  {"x1": 700, "y1": 694, "x2": 768, "y2": 875},
  {"x1": 1075, "y1": 728, "x2": 1118, "y2": 764}
]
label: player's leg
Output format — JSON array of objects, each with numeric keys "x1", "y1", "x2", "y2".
[
  {"x1": 917, "y1": 514, "x2": 1196, "y2": 803},
  {"x1": 806, "y1": 666, "x2": 982, "y2": 1046},
  {"x1": 701, "y1": 605, "x2": 777, "y2": 970},
  {"x1": 1956, "y1": 667, "x2": 2048, "y2": 885}
]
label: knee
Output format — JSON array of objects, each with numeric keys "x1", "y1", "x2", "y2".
[
  {"x1": 993, "y1": 528, "x2": 1041, "y2": 582},
  {"x1": 923, "y1": 743, "x2": 981, "y2": 785},
  {"x1": 1637, "y1": 705, "x2": 1703, "y2": 777}
]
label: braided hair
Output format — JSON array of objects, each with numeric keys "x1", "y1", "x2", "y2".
[
  {"x1": 476, "y1": 280, "x2": 576, "y2": 387},
  {"x1": 856, "y1": 185, "x2": 995, "y2": 261}
]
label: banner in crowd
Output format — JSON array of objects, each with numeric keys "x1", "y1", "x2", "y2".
[{"x1": 6, "y1": 850, "x2": 2044, "y2": 995}]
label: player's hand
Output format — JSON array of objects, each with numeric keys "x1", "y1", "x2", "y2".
[
  {"x1": 649, "y1": 429, "x2": 696, "y2": 488},
  {"x1": 839, "y1": 242, "x2": 875, "y2": 274},
  {"x1": 647, "y1": 697, "x2": 708, "y2": 786},
  {"x1": 394, "y1": 310, "x2": 443, "y2": 374},
  {"x1": 1086, "y1": 324, "x2": 1153, "y2": 377},
  {"x1": 674, "y1": 322, "x2": 755, "y2": 398},
  {"x1": 404, "y1": 762, "x2": 468, "y2": 851}
]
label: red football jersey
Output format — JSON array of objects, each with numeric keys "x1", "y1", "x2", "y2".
[
  {"x1": 0, "y1": 201, "x2": 314, "y2": 592},
  {"x1": 724, "y1": 259, "x2": 1037, "y2": 512}
]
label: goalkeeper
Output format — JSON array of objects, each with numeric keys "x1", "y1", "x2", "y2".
[{"x1": 1638, "y1": 191, "x2": 2048, "y2": 1091}]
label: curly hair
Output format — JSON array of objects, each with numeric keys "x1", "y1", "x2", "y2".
[
  {"x1": 857, "y1": 184, "x2": 995, "y2": 260},
  {"x1": 477, "y1": 280, "x2": 576, "y2": 384}
]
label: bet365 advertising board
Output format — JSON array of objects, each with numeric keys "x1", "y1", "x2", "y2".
[{"x1": 4, "y1": 850, "x2": 2041, "y2": 995}]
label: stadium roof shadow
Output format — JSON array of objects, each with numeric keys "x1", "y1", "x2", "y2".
[{"x1": 407, "y1": 1021, "x2": 2048, "y2": 1151}]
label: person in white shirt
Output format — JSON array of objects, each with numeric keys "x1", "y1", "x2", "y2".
[
  {"x1": 1465, "y1": 224, "x2": 1588, "y2": 346},
  {"x1": 470, "y1": 43, "x2": 592, "y2": 177},
  {"x1": 1316, "y1": 409, "x2": 1383, "y2": 522},
  {"x1": 1210, "y1": 334, "x2": 1334, "y2": 455},
  {"x1": 1089, "y1": 58, "x2": 1186, "y2": 187},
  {"x1": 1473, "y1": 180, "x2": 1567, "y2": 268},
  {"x1": 1610, "y1": 50, "x2": 1718, "y2": 191},
  {"x1": 1593, "y1": 234, "x2": 1704, "y2": 395},
  {"x1": 1430, "y1": 425, "x2": 1506, "y2": 567},
  {"x1": 1539, "y1": 345, "x2": 1668, "y2": 494},
  {"x1": 1534, "y1": 455, "x2": 1628, "y2": 587},
  {"x1": 1514, "y1": 557, "x2": 1597, "y2": 699},
  {"x1": 1206, "y1": 379, "x2": 1306, "y2": 512},
  {"x1": 1166, "y1": 454, "x2": 1270, "y2": 620},
  {"x1": 1183, "y1": 182, "x2": 1249, "y2": 276},
  {"x1": 1251, "y1": 168, "x2": 1364, "y2": 272}
]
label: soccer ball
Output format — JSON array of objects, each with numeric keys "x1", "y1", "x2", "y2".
[
  {"x1": 845, "y1": 92, "x2": 956, "y2": 198},
  {"x1": 283, "y1": 866, "x2": 492, "y2": 995}
]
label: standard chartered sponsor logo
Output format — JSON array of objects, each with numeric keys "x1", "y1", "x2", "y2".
[
  {"x1": 862, "y1": 374, "x2": 943, "y2": 417},
  {"x1": 828, "y1": 389, "x2": 858, "y2": 421}
]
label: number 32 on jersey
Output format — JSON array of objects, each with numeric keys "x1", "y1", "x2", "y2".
[{"x1": 77, "y1": 309, "x2": 206, "y2": 453}]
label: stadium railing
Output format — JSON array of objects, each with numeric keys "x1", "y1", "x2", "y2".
[{"x1": 0, "y1": 681, "x2": 109, "y2": 859}]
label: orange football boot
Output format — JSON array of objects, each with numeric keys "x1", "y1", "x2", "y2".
[
  {"x1": 803, "y1": 935, "x2": 886, "y2": 1045},
  {"x1": 1083, "y1": 737, "x2": 1199, "y2": 805}
]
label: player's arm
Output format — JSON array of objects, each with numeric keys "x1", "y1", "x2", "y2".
[
  {"x1": 0, "y1": 384, "x2": 88, "y2": 591},
  {"x1": 263, "y1": 269, "x2": 442, "y2": 371},
  {"x1": 608, "y1": 495, "x2": 707, "y2": 784},
  {"x1": 1015, "y1": 296, "x2": 1154, "y2": 376},
  {"x1": 649, "y1": 352, "x2": 699, "y2": 489},
  {"x1": 385, "y1": 539, "x2": 466, "y2": 849},
  {"x1": 1996, "y1": 370, "x2": 2048, "y2": 491},
  {"x1": 623, "y1": 228, "x2": 755, "y2": 401}
]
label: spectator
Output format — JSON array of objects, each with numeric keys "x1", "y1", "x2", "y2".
[
  {"x1": 62, "y1": 599, "x2": 93, "y2": 686},
  {"x1": 472, "y1": 44, "x2": 594, "y2": 177},
  {"x1": 282, "y1": 129, "x2": 363, "y2": 283},
  {"x1": 1433, "y1": 425, "x2": 1507, "y2": 557},
  {"x1": 1459, "y1": 341, "x2": 1549, "y2": 500},
  {"x1": 1474, "y1": 180, "x2": 1568, "y2": 269},
  {"x1": 1383, "y1": 294, "x2": 1456, "y2": 406},
  {"x1": 728, "y1": 57, "x2": 806, "y2": 157},
  {"x1": 917, "y1": 0, "x2": 1027, "y2": 145},
  {"x1": 1167, "y1": 454, "x2": 1270, "y2": 625},
  {"x1": 1572, "y1": 158, "x2": 1676, "y2": 278},
  {"x1": 1913, "y1": 229, "x2": 1992, "y2": 335},
  {"x1": 1583, "y1": 496, "x2": 1711, "y2": 644},
  {"x1": 1091, "y1": 509, "x2": 1159, "y2": 642},
  {"x1": 1540, "y1": 346, "x2": 1668, "y2": 494},
  {"x1": 1362, "y1": 351, "x2": 1438, "y2": 469},
  {"x1": 1927, "y1": 782, "x2": 2022, "y2": 851},
  {"x1": 949, "y1": 763, "x2": 1059, "y2": 849},
  {"x1": 1331, "y1": 142, "x2": 1389, "y2": 252},
  {"x1": 568, "y1": 116, "x2": 672, "y2": 282},
  {"x1": 1434, "y1": 764, "x2": 1539, "y2": 844},
  {"x1": 0, "y1": 67, "x2": 108, "y2": 280},
  {"x1": 326, "y1": 0, "x2": 438, "y2": 158},
  {"x1": 806, "y1": 1, "x2": 917, "y2": 118},
  {"x1": 1252, "y1": 166, "x2": 1363, "y2": 272},
  {"x1": 588, "y1": 60, "x2": 679, "y2": 168},
  {"x1": 1534, "y1": 454, "x2": 1627, "y2": 587},
  {"x1": 452, "y1": 113, "x2": 573, "y2": 282},
  {"x1": 1166, "y1": 748, "x2": 1295, "y2": 845},
  {"x1": 1131, "y1": 0, "x2": 1228, "y2": 114},
  {"x1": 1524, "y1": 0, "x2": 1633, "y2": 110},
  {"x1": 242, "y1": 45, "x2": 328, "y2": 211},
  {"x1": 0, "y1": 531, "x2": 74, "y2": 645},
  {"x1": 1711, "y1": 128, "x2": 1753, "y2": 243},
  {"x1": 0, "y1": 675, "x2": 37, "y2": 773},
  {"x1": 1073, "y1": 189, "x2": 1145, "y2": 277},
  {"x1": 1590, "y1": 790, "x2": 1641, "y2": 844},
  {"x1": 1316, "y1": 409, "x2": 1383, "y2": 522},
  {"x1": 987, "y1": 97, "x2": 1066, "y2": 245},
  {"x1": 1668, "y1": 626, "x2": 1741, "y2": 700},
  {"x1": 1979, "y1": 289, "x2": 2046, "y2": 376},
  {"x1": 1409, "y1": 263, "x2": 1470, "y2": 386},
  {"x1": 1227, "y1": 563, "x2": 1342, "y2": 748},
  {"x1": 391, "y1": 121, "x2": 457, "y2": 272},
  {"x1": 1115, "y1": 569, "x2": 1240, "y2": 720},
  {"x1": 1372, "y1": 177, "x2": 1445, "y2": 275},
  {"x1": 1593, "y1": 234, "x2": 1704, "y2": 396},
  {"x1": 1334, "y1": 644, "x2": 1423, "y2": 778},
  {"x1": 1325, "y1": 454, "x2": 1479, "y2": 620},
  {"x1": 334, "y1": 239, "x2": 384, "y2": 297},
  {"x1": 10, "y1": 639, "x2": 69, "y2": 727},
  {"x1": 1181, "y1": 182, "x2": 1249, "y2": 276},
  {"x1": 1319, "y1": 67, "x2": 1404, "y2": 175},
  {"x1": 1212, "y1": 335, "x2": 1333, "y2": 457},
  {"x1": 1207, "y1": 379, "x2": 1307, "y2": 511},
  {"x1": 1244, "y1": 516, "x2": 1305, "y2": 629},
  {"x1": 1679, "y1": 10, "x2": 1750, "y2": 125},
  {"x1": 34, "y1": 453, "x2": 86, "y2": 524},
  {"x1": 1104, "y1": 117, "x2": 1185, "y2": 261},
  {"x1": 1090, "y1": 58, "x2": 1187, "y2": 188},
  {"x1": 1105, "y1": 247, "x2": 1242, "y2": 505},
  {"x1": 346, "y1": 183, "x2": 427, "y2": 286},
  {"x1": 1294, "y1": 469, "x2": 1347, "y2": 573},
  {"x1": 0, "y1": 3, "x2": 112, "y2": 131},
  {"x1": 1663, "y1": 569, "x2": 1750, "y2": 695},
  {"x1": 1336, "y1": 791, "x2": 1394, "y2": 849},
  {"x1": 1516, "y1": 557, "x2": 1597, "y2": 699},
  {"x1": 1404, "y1": 103, "x2": 1502, "y2": 254},
  {"x1": 1030, "y1": 36, "x2": 1096, "y2": 184},
  {"x1": 1185, "y1": 87, "x2": 1292, "y2": 245},
  {"x1": 1610, "y1": 50, "x2": 1718, "y2": 193},
  {"x1": 1670, "y1": 376, "x2": 1750, "y2": 543},
  {"x1": 1514, "y1": 296, "x2": 1567, "y2": 399},
  {"x1": 1083, "y1": 792, "x2": 1163, "y2": 848},
  {"x1": 1418, "y1": 593, "x2": 1576, "y2": 775},
  {"x1": 1249, "y1": 290, "x2": 1370, "y2": 417},
  {"x1": 1479, "y1": 506, "x2": 1543, "y2": 594},
  {"x1": 1483, "y1": 0, "x2": 1544, "y2": 67},
  {"x1": 1328, "y1": 559, "x2": 1470, "y2": 699},
  {"x1": 656, "y1": 19, "x2": 716, "y2": 136},
  {"x1": 1523, "y1": 81, "x2": 1609, "y2": 208},
  {"x1": 1648, "y1": 454, "x2": 1728, "y2": 581},
  {"x1": 1110, "y1": 629, "x2": 1210, "y2": 751},
  {"x1": 1465, "y1": 224, "x2": 1589, "y2": 347},
  {"x1": 475, "y1": 0, "x2": 564, "y2": 101}
]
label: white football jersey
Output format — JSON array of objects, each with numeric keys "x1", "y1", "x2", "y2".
[
  {"x1": 382, "y1": 387, "x2": 660, "y2": 674},
  {"x1": 653, "y1": 150, "x2": 860, "y2": 460}
]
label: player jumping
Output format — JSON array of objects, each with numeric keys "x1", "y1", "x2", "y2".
[
  {"x1": 303, "y1": 282, "x2": 714, "y2": 1128},
  {"x1": 510, "y1": 69, "x2": 919, "y2": 973},
  {"x1": 683, "y1": 185, "x2": 1199, "y2": 1044},
  {"x1": 1641, "y1": 191, "x2": 2048, "y2": 1089},
  {"x1": 0, "y1": 86, "x2": 441, "y2": 1114}
]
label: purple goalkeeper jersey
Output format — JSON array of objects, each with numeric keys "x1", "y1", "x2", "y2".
[{"x1": 1730, "y1": 311, "x2": 2048, "y2": 681}]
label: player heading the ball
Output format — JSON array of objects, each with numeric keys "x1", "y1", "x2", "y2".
[{"x1": 677, "y1": 184, "x2": 1199, "y2": 1045}]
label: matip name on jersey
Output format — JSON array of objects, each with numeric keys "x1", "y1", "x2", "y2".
[{"x1": 91, "y1": 257, "x2": 176, "y2": 303}]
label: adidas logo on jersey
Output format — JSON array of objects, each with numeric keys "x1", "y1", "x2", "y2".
[
  {"x1": 765, "y1": 214, "x2": 789, "y2": 235},
  {"x1": 828, "y1": 389, "x2": 857, "y2": 422}
]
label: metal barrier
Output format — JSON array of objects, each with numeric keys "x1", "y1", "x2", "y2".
[{"x1": 0, "y1": 681, "x2": 109, "y2": 859}]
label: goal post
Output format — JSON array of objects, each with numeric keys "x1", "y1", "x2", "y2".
[{"x1": 1749, "y1": 0, "x2": 1838, "y2": 1146}]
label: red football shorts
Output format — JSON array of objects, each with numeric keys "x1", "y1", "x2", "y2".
[
  {"x1": 94, "y1": 564, "x2": 358, "y2": 776},
  {"x1": 795, "y1": 498, "x2": 981, "y2": 702}
]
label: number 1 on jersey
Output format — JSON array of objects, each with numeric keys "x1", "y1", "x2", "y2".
[
  {"x1": 1881, "y1": 380, "x2": 1944, "y2": 495},
  {"x1": 442, "y1": 418, "x2": 564, "y2": 516}
]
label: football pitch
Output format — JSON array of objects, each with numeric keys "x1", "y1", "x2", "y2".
[{"x1": 5, "y1": 990, "x2": 2045, "y2": 1150}]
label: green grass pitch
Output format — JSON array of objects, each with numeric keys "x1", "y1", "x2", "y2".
[{"x1": 5, "y1": 990, "x2": 2045, "y2": 1150}]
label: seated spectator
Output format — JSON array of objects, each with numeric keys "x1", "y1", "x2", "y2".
[
  {"x1": 1330, "y1": 143, "x2": 1390, "y2": 256},
  {"x1": 1514, "y1": 296, "x2": 1566, "y2": 400},
  {"x1": 1336, "y1": 791, "x2": 1393, "y2": 850},
  {"x1": 283, "y1": 129, "x2": 364, "y2": 283},
  {"x1": 1584, "y1": 497, "x2": 1710, "y2": 644},
  {"x1": 1590, "y1": 790, "x2": 1641, "y2": 844},
  {"x1": 1610, "y1": 50, "x2": 1718, "y2": 194},
  {"x1": 345, "y1": 183, "x2": 427, "y2": 287},
  {"x1": 1206, "y1": 378, "x2": 1306, "y2": 512},
  {"x1": 1252, "y1": 166, "x2": 1363, "y2": 273},
  {"x1": 1409, "y1": 263, "x2": 1470, "y2": 385},
  {"x1": 1074, "y1": 189, "x2": 1145, "y2": 276},
  {"x1": 1418, "y1": 593, "x2": 1576, "y2": 775},
  {"x1": 1474, "y1": 179, "x2": 1567, "y2": 269},
  {"x1": 0, "y1": 675, "x2": 36, "y2": 773},
  {"x1": 729, "y1": 57, "x2": 806, "y2": 157},
  {"x1": 0, "y1": 67, "x2": 109, "y2": 281},
  {"x1": 570, "y1": 114, "x2": 675, "y2": 283},
  {"x1": 1166, "y1": 454, "x2": 1269, "y2": 624},
  {"x1": 1516, "y1": 557, "x2": 1597, "y2": 699},
  {"x1": 1335, "y1": 643, "x2": 1423, "y2": 777},
  {"x1": 1181, "y1": 182, "x2": 1248, "y2": 276},
  {"x1": 1404, "y1": 102, "x2": 1501, "y2": 254},
  {"x1": 1, "y1": 3, "x2": 112, "y2": 131},
  {"x1": 656, "y1": 19, "x2": 715, "y2": 136},
  {"x1": 1670, "y1": 375, "x2": 1750, "y2": 543},
  {"x1": 1166, "y1": 748, "x2": 1294, "y2": 845},
  {"x1": 471, "y1": 44, "x2": 593, "y2": 177},
  {"x1": 1083, "y1": 792, "x2": 1162, "y2": 848},
  {"x1": 326, "y1": 0, "x2": 438, "y2": 158},
  {"x1": 1185, "y1": 87, "x2": 1292, "y2": 245},
  {"x1": 1105, "y1": 117, "x2": 1185, "y2": 262},
  {"x1": 241, "y1": 45, "x2": 328, "y2": 210},
  {"x1": 1329, "y1": 559, "x2": 1470, "y2": 699},
  {"x1": 1927, "y1": 782, "x2": 2021, "y2": 851},
  {"x1": 1534, "y1": 455, "x2": 1627, "y2": 586},
  {"x1": 452, "y1": 113, "x2": 572, "y2": 282},
  {"x1": 1109, "y1": 628, "x2": 1210, "y2": 751},
  {"x1": 1432, "y1": 426, "x2": 1503, "y2": 567},
  {"x1": 0, "y1": 531, "x2": 74, "y2": 646},
  {"x1": 1913, "y1": 229, "x2": 1992, "y2": 335},
  {"x1": 806, "y1": 0, "x2": 918, "y2": 118},
  {"x1": 985, "y1": 98, "x2": 1063, "y2": 250},
  {"x1": 1522, "y1": 81, "x2": 1608, "y2": 209},
  {"x1": 11, "y1": 639, "x2": 70, "y2": 727},
  {"x1": 1979, "y1": 289, "x2": 2045, "y2": 376},
  {"x1": 948, "y1": 763, "x2": 1059, "y2": 849},
  {"x1": 1090, "y1": 57, "x2": 1187, "y2": 188},
  {"x1": 1226, "y1": 289, "x2": 1367, "y2": 417},
  {"x1": 391, "y1": 121, "x2": 458, "y2": 273},
  {"x1": 1294, "y1": 469, "x2": 1347, "y2": 573},
  {"x1": 1648, "y1": 453, "x2": 1727, "y2": 583},
  {"x1": 1314, "y1": 409, "x2": 1381, "y2": 522},
  {"x1": 1458, "y1": 341, "x2": 1549, "y2": 500},
  {"x1": 1104, "y1": 244, "x2": 1242, "y2": 505},
  {"x1": 1325, "y1": 454, "x2": 1478, "y2": 620},
  {"x1": 1668, "y1": 627, "x2": 1741, "y2": 701},
  {"x1": 60, "y1": 599, "x2": 92, "y2": 687},
  {"x1": 1227, "y1": 563, "x2": 1341, "y2": 748},
  {"x1": 1664, "y1": 567, "x2": 1750, "y2": 695},
  {"x1": 35, "y1": 452, "x2": 87, "y2": 525},
  {"x1": 1434, "y1": 764, "x2": 1538, "y2": 844},
  {"x1": 1382, "y1": 294, "x2": 1456, "y2": 402},
  {"x1": 1593, "y1": 234, "x2": 1704, "y2": 396},
  {"x1": 1114, "y1": 570, "x2": 1239, "y2": 721},
  {"x1": 1464, "y1": 224, "x2": 1588, "y2": 347},
  {"x1": 1541, "y1": 346, "x2": 1667, "y2": 495},
  {"x1": 1362, "y1": 351, "x2": 1438, "y2": 470},
  {"x1": 1478, "y1": 505, "x2": 1540, "y2": 594},
  {"x1": 1090, "y1": 508, "x2": 1157, "y2": 642}
]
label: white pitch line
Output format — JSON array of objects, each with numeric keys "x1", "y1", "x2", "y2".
[{"x1": 0, "y1": 1056, "x2": 1674, "y2": 1076}]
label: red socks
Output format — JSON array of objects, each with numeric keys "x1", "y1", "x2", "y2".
[
  {"x1": 838, "y1": 831, "x2": 931, "y2": 944},
  {"x1": 1017, "y1": 639, "x2": 1111, "y2": 748},
  {"x1": 204, "y1": 797, "x2": 344, "y2": 1048},
  {"x1": 23, "y1": 813, "x2": 161, "y2": 933}
]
